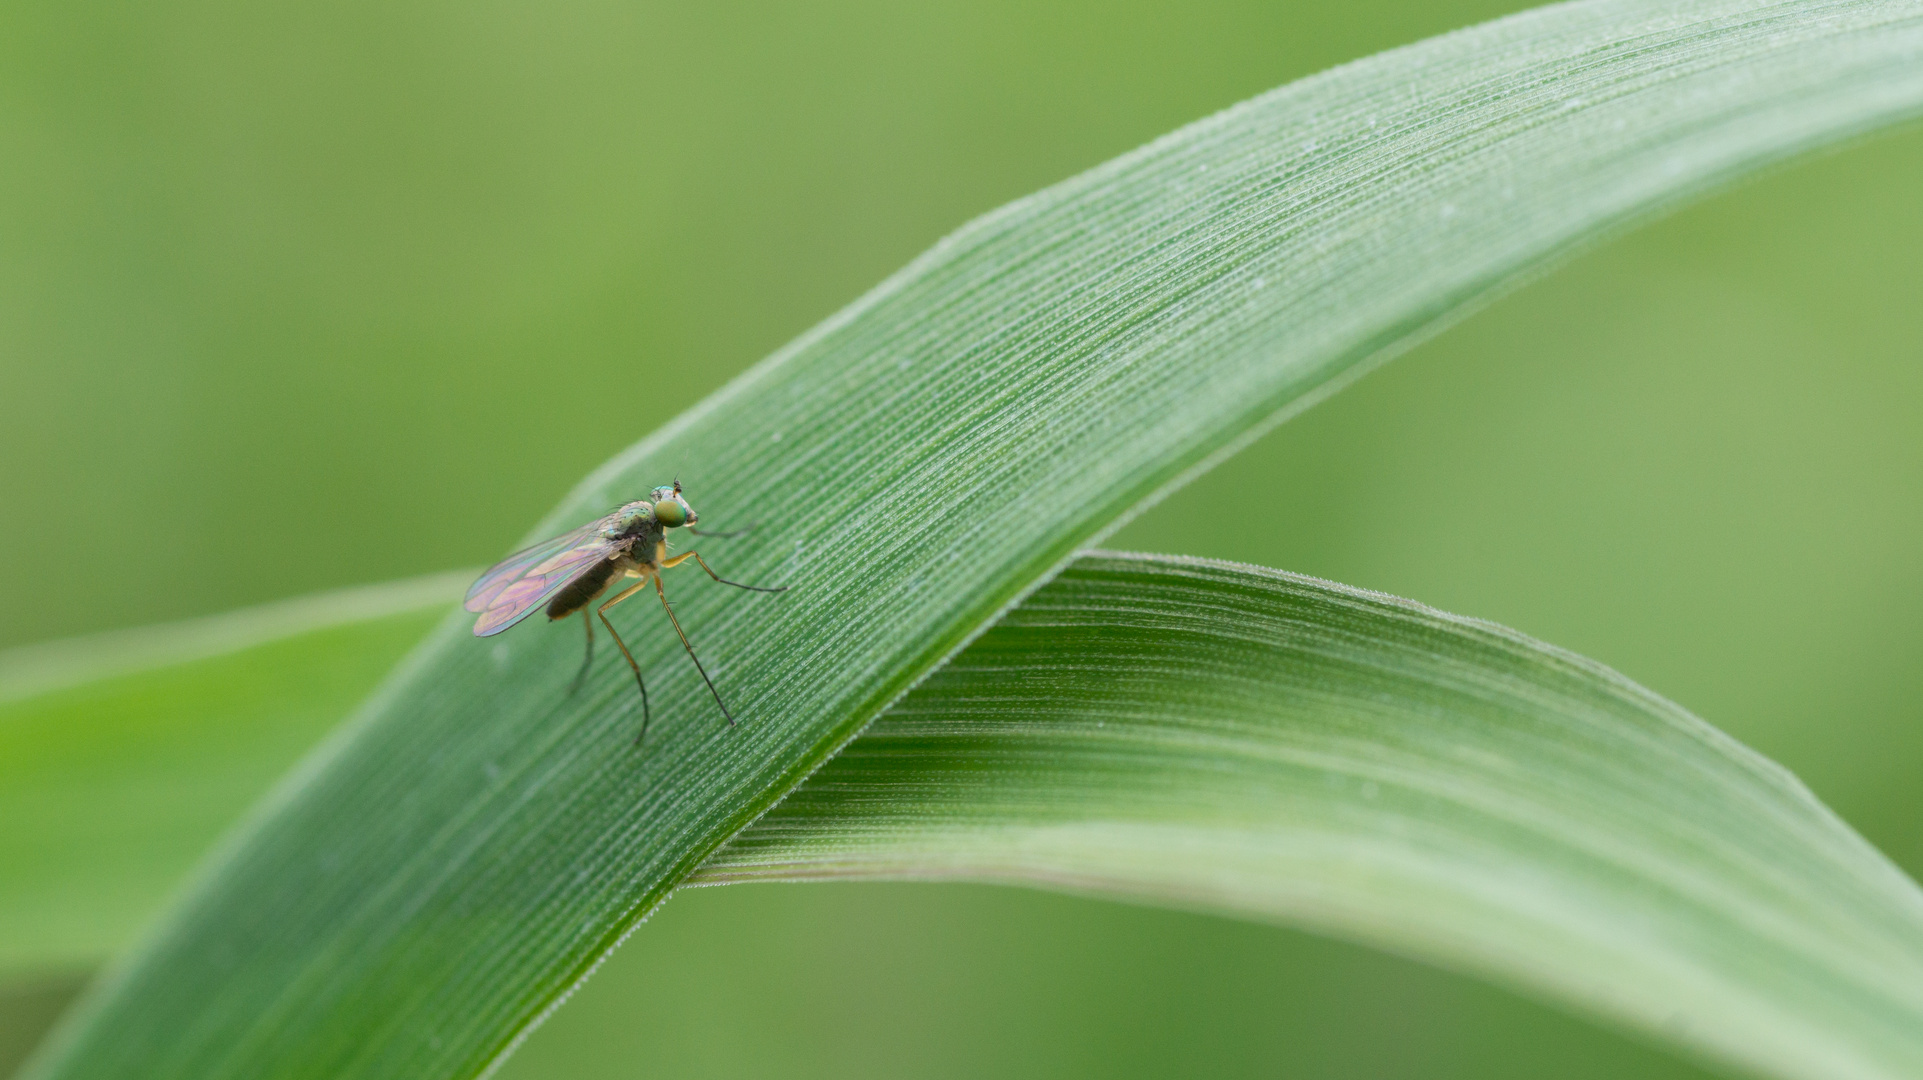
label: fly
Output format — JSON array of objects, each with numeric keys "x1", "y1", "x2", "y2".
[{"x1": 464, "y1": 481, "x2": 784, "y2": 743}]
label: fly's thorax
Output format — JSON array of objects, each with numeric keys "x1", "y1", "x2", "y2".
[
  {"x1": 622, "y1": 536, "x2": 668, "y2": 572},
  {"x1": 621, "y1": 522, "x2": 664, "y2": 567},
  {"x1": 602, "y1": 500, "x2": 655, "y2": 540}
]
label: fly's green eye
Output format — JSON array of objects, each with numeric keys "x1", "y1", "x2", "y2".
[{"x1": 653, "y1": 499, "x2": 687, "y2": 527}]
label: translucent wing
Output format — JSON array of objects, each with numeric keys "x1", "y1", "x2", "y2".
[
  {"x1": 465, "y1": 523, "x2": 602, "y2": 611},
  {"x1": 465, "y1": 521, "x2": 618, "y2": 637}
]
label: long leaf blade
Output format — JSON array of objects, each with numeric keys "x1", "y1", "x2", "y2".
[
  {"x1": 699, "y1": 552, "x2": 1923, "y2": 1080},
  {"x1": 28, "y1": 3, "x2": 1923, "y2": 1078}
]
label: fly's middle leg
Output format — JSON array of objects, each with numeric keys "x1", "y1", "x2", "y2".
[{"x1": 596, "y1": 579, "x2": 654, "y2": 744}]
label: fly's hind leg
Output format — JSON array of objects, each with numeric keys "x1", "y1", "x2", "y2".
[
  {"x1": 568, "y1": 608, "x2": 595, "y2": 694},
  {"x1": 596, "y1": 581, "x2": 654, "y2": 744}
]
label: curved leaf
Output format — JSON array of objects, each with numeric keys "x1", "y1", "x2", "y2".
[
  {"x1": 699, "y1": 552, "x2": 1923, "y2": 1080},
  {"x1": 27, "y1": 2, "x2": 1923, "y2": 1078}
]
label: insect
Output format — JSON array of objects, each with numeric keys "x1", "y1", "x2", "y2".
[{"x1": 465, "y1": 482, "x2": 784, "y2": 743}]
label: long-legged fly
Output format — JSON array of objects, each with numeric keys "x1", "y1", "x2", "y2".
[{"x1": 465, "y1": 482, "x2": 784, "y2": 743}]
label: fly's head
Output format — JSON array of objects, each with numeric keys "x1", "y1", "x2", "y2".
[{"x1": 649, "y1": 480, "x2": 697, "y2": 530}]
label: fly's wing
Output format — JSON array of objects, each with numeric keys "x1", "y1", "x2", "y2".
[
  {"x1": 465, "y1": 522, "x2": 602, "y2": 611},
  {"x1": 465, "y1": 522, "x2": 618, "y2": 637}
]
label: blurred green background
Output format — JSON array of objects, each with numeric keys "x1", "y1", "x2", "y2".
[{"x1": 3, "y1": 0, "x2": 1918, "y2": 1076}]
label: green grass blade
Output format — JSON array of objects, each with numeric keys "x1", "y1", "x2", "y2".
[
  {"x1": 0, "y1": 575, "x2": 464, "y2": 976},
  {"x1": 26, "y1": 3, "x2": 1923, "y2": 1078},
  {"x1": 699, "y1": 553, "x2": 1923, "y2": 1080}
]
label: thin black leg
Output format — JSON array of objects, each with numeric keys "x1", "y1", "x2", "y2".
[
  {"x1": 595, "y1": 608, "x2": 651, "y2": 744},
  {"x1": 689, "y1": 552, "x2": 787, "y2": 593},
  {"x1": 569, "y1": 608, "x2": 595, "y2": 694}
]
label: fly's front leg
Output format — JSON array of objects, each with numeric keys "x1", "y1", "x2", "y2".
[{"x1": 659, "y1": 550, "x2": 787, "y2": 593}]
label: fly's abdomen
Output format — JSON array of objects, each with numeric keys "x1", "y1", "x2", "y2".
[{"x1": 546, "y1": 559, "x2": 618, "y2": 620}]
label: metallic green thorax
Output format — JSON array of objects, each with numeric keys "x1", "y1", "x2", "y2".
[
  {"x1": 595, "y1": 488, "x2": 697, "y2": 554},
  {"x1": 599, "y1": 501, "x2": 657, "y2": 543}
]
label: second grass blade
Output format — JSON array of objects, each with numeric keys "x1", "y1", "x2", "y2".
[{"x1": 701, "y1": 553, "x2": 1923, "y2": 1080}]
